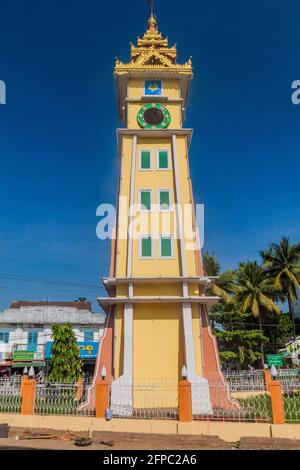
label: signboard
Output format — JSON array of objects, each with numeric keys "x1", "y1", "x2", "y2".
[
  {"x1": 13, "y1": 350, "x2": 34, "y2": 362},
  {"x1": 267, "y1": 354, "x2": 283, "y2": 367},
  {"x1": 45, "y1": 341, "x2": 98, "y2": 360}
]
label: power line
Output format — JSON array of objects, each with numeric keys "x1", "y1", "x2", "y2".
[
  {"x1": 214, "y1": 321, "x2": 297, "y2": 328},
  {"x1": 0, "y1": 286, "x2": 104, "y2": 294},
  {"x1": 0, "y1": 272, "x2": 107, "y2": 290}
]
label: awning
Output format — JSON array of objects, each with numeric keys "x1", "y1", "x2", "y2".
[{"x1": 12, "y1": 361, "x2": 46, "y2": 368}]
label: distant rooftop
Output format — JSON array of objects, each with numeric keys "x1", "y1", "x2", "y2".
[
  {"x1": 9, "y1": 301, "x2": 92, "y2": 311},
  {"x1": 0, "y1": 300, "x2": 104, "y2": 325}
]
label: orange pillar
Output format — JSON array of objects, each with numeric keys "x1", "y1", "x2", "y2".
[
  {"x1": 178, "y1": 379, "x2": 193, "y2": 422},
  {"x1": 21, "y1": 377, "x2": 36, "y2": 415},
  {"x1": 20, "y1": 375, "x2": 27, "y2": 397},
  {"x1": 269, "y1": 380, "x2": 285, "y2": 424},
  {"x1": 75, "y1": 377, "x2": 83, "y2": 401},
  {"x1": 95, "y1": 379, "x2": 109, "y2": 418},
  {"x1": 263, "y1": 369, "x2": 272, "y2": 391}
]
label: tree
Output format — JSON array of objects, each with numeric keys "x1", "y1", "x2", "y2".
[
  {"x1": 261, "y1": 236, "x2": 300, "y2": 341},
  {"x1": 203, "y1": 251, "x2": 221, "y2": 276},
  {"x1": 210, "y1": 300, "x2": 268, "y2": 369},
  {"x1": 48, "y1": 324, "x2": 83, "y2": 382},
  {"x1": 203, "y1": 251, "x2": 234, "y2": 302},
  {"x1": 232, "y1": 261, "x2": 281, "y2": 364},
  {"x1": 263, "y1": 312, "x2": 294, "y2": 356},
  {"x1": 75, "y1": 297, "x2": 87, "y2": 303}
]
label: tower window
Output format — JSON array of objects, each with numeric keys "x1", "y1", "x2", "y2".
[
  {"x1": 160, "y1": 236, "x2": 173, "y2": 258},
  {"x1": 140, "y1": 236, "x2": 153, "y2": 258},
  {"x1": 139, "y1": 190, "x2": 152, "y2": 211},
  {"x1": 158, "y1": 150, "x2": 169, "y2": 169},
  {"x1": 159, "y1": 190, "x2": 171, "y2": 210},
  {"x1": 140, "y1": 150, "x2": 152, "y2": 170}
]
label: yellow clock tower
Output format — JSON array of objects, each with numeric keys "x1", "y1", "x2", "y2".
[{"x1": 83, "y1": 14, "x2": 236, "y2": 415}]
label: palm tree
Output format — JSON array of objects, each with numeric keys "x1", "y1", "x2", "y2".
[
  {"x1": 203, "y1": 251, "x2": 221, "y2": 277},
  {"x1": 232, "y1": 261, "x2": 281, "y2": 364},
  {"x1": 203, "y1": 251, "x2": 234, "y2": 302},
  {"x1": 261, "y1": 237, "x2": 300, "y2": 341}
]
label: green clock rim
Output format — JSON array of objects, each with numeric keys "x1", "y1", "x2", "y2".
[{"x1": 137, "y1": 103, "x2": 171, "y2": 129}]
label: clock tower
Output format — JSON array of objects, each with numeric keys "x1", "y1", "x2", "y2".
[{"x1": 83, "y1": 14, "x2": 236, "y2": 415}]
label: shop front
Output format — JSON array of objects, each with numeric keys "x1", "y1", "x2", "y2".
[
  {"x1": 45, "y1": 341, "x2": 99, "y2": 378},
  {"x1": 11, "y1": 350, "x2": 46, "y2": 375}
]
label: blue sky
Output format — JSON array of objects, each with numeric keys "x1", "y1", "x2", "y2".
[{"x1": 0, "y1": 0, "x2": 299, "y2": 312}]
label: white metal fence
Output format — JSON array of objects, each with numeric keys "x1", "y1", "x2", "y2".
[
  {"x1": 283, "y1": 382, "x2": 300, "y2": 423},
  {"x1": 0, "y1": 371, "x2": 298, "y2": 423},
  {"x1": 0, "y1": 377, "x2": 22, "y2": 413},
  {"x1": 224, "y1": 369, "x2": 299, "y2": 392},
  {"x1": 110, "y1": 380, "x2": 179, "y2": 420},
  {"x1": 194, "y1": 381, "x2": 272, "y2": 422},
  {"x1": 34, "y1": 381, "x2": 95, "y2": 417}
]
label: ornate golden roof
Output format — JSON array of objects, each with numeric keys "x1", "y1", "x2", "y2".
[{"x1": 114, "y1": 15, "x2": 192, "y2": 75}]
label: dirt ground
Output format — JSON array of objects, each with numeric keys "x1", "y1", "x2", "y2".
[{"x1": 0, "y1": 428, "x2": 300, "y2": 450}]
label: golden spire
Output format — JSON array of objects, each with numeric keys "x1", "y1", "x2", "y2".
[
  {"x1": 114, "y1": 9, "x2": 192, "y2": 74},
  {"x1": 147, "y1": 14, "x2": 157, "y2": 33}
]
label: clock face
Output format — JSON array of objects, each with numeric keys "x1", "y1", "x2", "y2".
[{"x1": 137, "y1": 103, "x2": 171, "y2": 129}]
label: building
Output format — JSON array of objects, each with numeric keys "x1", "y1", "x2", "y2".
[
  {"x1": 81, "y1": 14, "x2": 236, "y2": 414},
  {"x1": 0, "y1": 301, "x2": 105, "y2": 376}
]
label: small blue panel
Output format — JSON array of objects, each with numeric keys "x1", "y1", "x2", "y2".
[{"x1": 144, "y1": 80, "x2": 162, "y2": 96}]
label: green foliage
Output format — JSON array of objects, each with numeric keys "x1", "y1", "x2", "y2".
[
  {"x1": 211, "y1": 300, "x2": 268, "y2": 368},
  {"x1": 219, "y1": 351, "x2": 237, "y2": 363},
  {"x1": 232, "y1": 261, "x2": 281, "y2": 320},
  {"x1": 205, "y1": 238, "x2": 299, "y2": 368},
  {"x1": 204, "y1": 251, "x2": 235, "y2": 302},
  {"x1": 261, "y1": 236, "x2": 300, "y2": 339},
  {"x1": 203, "y1": 252, "x2": 221, "y2": 276},
  {"x1": 48, "y1": 324, "x2": 83, "y2": 382},
  {"x1": 75, "y1": 297, "x2": 87, "y2": 303},
  {"x1": 263, "y1": 313, "x2": 294, "y2": 355}
]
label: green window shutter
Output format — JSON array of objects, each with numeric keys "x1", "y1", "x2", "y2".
[
  {"x1": 140, "y1": 191, "x2": 151, "y2": 210},
  {"x1": 28, "y1": 331, "x2": 38, "y2": 352},
  {"x1": 141, "y1": 237, "x2": 152, "y2": 257},
  {"x1": 159, "y1": 191, "x2": 170, "y2": 209},
  {"x1": 159, "y1": 151, "x2": 169, "y2": 169},
  {"x1": 0, "y1": 332, "x2": 9, "y2": 344},
  {"x1": 161, "y1": 237, "x2": 172, "y2": 257},
  {"x1": 141, "y1": 151, "x2": 151, "y2": 169}
]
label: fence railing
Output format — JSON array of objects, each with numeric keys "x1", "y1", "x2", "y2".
[
  {"x1": 0, "y1": 373, "x2": 298, "y2": 425},
  {"x1": 0, "y1": 377, "x2": 22, "y2": 413},
  {"x1": 110, "y1": 380, "x2": 179, "y2": 420},
  {"x1": 34, "y1": 382, "x2": 95, "y2": 417},
  {"x1": 224, "y1": 369, "x2": 299, "y2": 392},
  {"x1": 283, "y1": 382, "x2": 300, "y2": 423},
  {"x1": 224, "y1": 373, "x2": 265, "y2": 392},
  {"x1": 193, "y1": 381, "x2": 272, "y2": 422}
]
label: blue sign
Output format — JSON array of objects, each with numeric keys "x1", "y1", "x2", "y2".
[
  {"x1": 45, "y1": 341, "x2": 98, "y2": 359},
  {"x1": 144, "y1": 80, "x2": 162, "y2": 96}
]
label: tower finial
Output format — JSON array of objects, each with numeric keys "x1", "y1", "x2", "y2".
[
  {"x1": 146, "y1": 1, "x2": 158, "y2": 33},
  {"x1": 147, "y1": 0, "x2": 155, "y2": 19}
]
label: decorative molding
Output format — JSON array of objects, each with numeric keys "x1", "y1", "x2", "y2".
[
  {"x1": 171, "y1": 134, "x2": 187, "y2": 277},
  {"x1": 126, "y1": 135, "x2": 137, "y2": 278},
  {"x1": 182, "y1": 302, "x2": 213, "y2": 415},
  {"x1": 111, "y1": 303, "x2": 133, "y2": 416}
]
